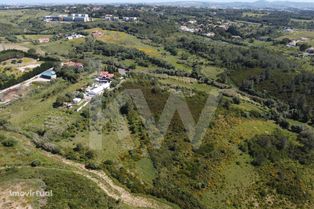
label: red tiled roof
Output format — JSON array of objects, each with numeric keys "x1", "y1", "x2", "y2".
[{"x1": 99, "y1": 71, "x2": 114, "y2": 79}]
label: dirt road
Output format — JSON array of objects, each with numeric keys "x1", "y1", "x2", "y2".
[{"x1": 41, "y1": 151, "x2": 172, "y2": 209}]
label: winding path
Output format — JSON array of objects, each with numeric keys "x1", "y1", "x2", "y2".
[{"x1": 41, "y1": 151, "x2": 172, "y2": 209}]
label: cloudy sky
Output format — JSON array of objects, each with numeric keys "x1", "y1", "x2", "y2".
[{"x1": 2, "y1": 0, "x2": 314, "y2": 5}]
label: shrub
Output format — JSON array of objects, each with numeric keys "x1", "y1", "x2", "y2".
[
  {"x1": 33, "y1": 140, "x2": 61, "y2": 154},
  {"x1": 232, "y1": 96, "x2": 241, "y2": 104},
  {"x1": 278, "y1": 117, "x2": 290, "y2": 129},
  {"x1": 65, "y1": 151, "x2": 80, "y2": 161},
  {"x1": 2, "y1": 138, "x2": 17, "y2": 147},
  {"x1": 290, "y1": 125, "x2": 304, "y2": 133},
  {"x1": 243, "y1": 133, "x2": 290, "y2": 166},
  {"x1": 103, "y1": 160, "x2": 113, "y2": 165},
  {"x1": 85, "y1": 150, "x2": 95, "y2": 159},
  {"x1": 85, "y1": 162, "x2": 99, "y2": 170},
  {"x1": 73, "y1": 143, "x2": 83, "y2": 152},
  {"x1": 0, "y1": 119, "x2": 8, "y2": 127},
  {"x1": 31, "y1": 160, "x2": 41, "y2": 167}
]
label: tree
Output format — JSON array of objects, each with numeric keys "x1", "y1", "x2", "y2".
[
  {"x1": 165, "y1": 45, "x2": 178, "y2": 56},
  {"x1": 53, "y1": 95, "x2": 68, "y2": 108},
  {"x1": 232, "y1": 96, "x2": 241, "y2": 104},
  {"x1": 0, "y1": 119, "x2": 8, "y2": 128},
  {"x1": 120, "y1": 103, "x2": 130, "y2": 115},
  {"x1": 190, "y1": 65, "x2": 201, "y2": 79},
  {"x1": 110, "y1": 79, "x2": 119, "y2": 88},
  {"x1": 280, "y1": 38, "x2": 291, "y2": 45},
  {"x1": 27, "y1": 48, "x2": 37, "y2": 56},
  {"x1": 299, "y1": 43, "x2": 311, "y2": 52},
  {"x1": 278, "y1": 117, "x2": 290, "y2": 129},
  {"x1": 226, "y1": 25, "x2": 241, "y2": 36}
]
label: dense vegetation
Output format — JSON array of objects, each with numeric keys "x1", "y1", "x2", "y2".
[{"x1": 0, "y1": 168, "x2": 122, "y2": 209}]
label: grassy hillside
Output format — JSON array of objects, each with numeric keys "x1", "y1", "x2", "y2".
[{"x1": 0, "y1": 130, "x2": 131, "y2": 209}]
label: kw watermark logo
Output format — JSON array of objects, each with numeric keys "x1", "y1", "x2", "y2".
[
  {"x1": 9, "y1": 190, "x2": 53, "y2": 197},
  {"x1": 89, "y1": 89, "x2": 221, "y2": 150}
]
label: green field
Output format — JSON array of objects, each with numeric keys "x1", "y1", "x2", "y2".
[
  {"x1": 278, "y1": 29, "x2": 314, "y2": 46},
  {"x1": 0, "y1": 57, "x2": 41, "y2": 78},
  {"x1": 85, "y1": 28, "x2": 194, "y2": 72}
]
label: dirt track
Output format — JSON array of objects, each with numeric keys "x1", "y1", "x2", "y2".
[{"x1": 41, "y1": 151, "x2": 172, "y2": 209}]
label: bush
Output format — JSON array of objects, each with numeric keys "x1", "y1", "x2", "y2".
[
  {"x1": 33, "y1": 140, "x2": 61, "y2": 154},
  {"x1": 243, "y1": 132, "x2": 290, "y2": 166},
  {"x1": 2, "y1": 138, "x2": 17, "y2": 147},
  {"x1": 291, "y1": 125, "x2": 304, "y2": 133},
  {"x1": 110, "y1": 79, "x2": 119, "y2": 88},
  {"x1": 278, "y1": 117, "x2": 290, "y2": 129},
  {"x1": 103, "y1": 160, "x2": 113, "y2": 165},
  {"x1": 53, "y1": 94, "x2": 73, "y2": 108},
  {"x1": 85, "y1": 150, "x2": 95, "y2": 159},
  {"x1": 73, "y1": 143, "x2": 83, "y2": 152},
  {"x1": 85, "y1": 162, "x2": 99, "y2": 170},
  {"x1": 232, "y1": 96, "x2": 241, "y2": 104},
  {"x1": 31, "y1": 160, "x2": 41, "y2": 167},
  {"x1": 299, "y1": 43, "x2": 311, "y2": 52},
  {"x1": 65, "y1": 151, "x2": 80, "y2": 161},
  {"x1": 0, "y1": 119, "x2": 8, "y2": 127}
]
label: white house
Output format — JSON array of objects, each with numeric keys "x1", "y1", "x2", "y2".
[
  {"x1": 87, "y1": 83, "x2": 111, "y2": 97},
  {"x1": 66, "y1": 34, "x2": 85, "y2": 40}
]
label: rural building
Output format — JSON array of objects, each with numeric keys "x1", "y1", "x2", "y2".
[
  {"x1": 86, "y1": 83, "x2": 110, "y2": 96},
  {"x1": 41, "y1": 70, "x2": 57, "y2": 80},
  {"x1": 205, "y1": 32, "x2": 215, "y2": 38},
  {"x1": 306, "y1": 47, "x2": 314, "y2": 55},
  {"x1": 62, "y1": 61, "x2": 84, "y2": 69},
  {"x1": 66, "y1": 34, "x2": 84, "y2": 40},
  {"x1": 95, "y1": 71, "x2": 114, "y2": 83},
  {"x1": 38, "y1": 37, "x2": 50, "y2": 43},
  {"x1": 122, "y1": 17, "x2": 138, "y2": 22},
  {"x1": 284, "y1": 28, "x2": 294, "y2": 33},
  {"x1": 44, "y1": 16, "x2": 60, "y2": 22},
  {"x1": 104, "y1": 15, "x2": 119, "y2": 21},
  {"x1": 287, "y1": 40, "x2": 299, "y2": 47},
  {"x1": 73, "y1": 98, "x2": 82, "y2": 104},
  {"x1": 44, "y1": 14, "x2": 90, "y2": 22},
  {"x1": 180, "y1": 26, "x2": 197, "y2": 33},
  {"x1": 99, "y1": 71, "x2": 114, "y2": 79},
  {"x1": 218, "y1": 24, "x2": 229, "y2": 31}
]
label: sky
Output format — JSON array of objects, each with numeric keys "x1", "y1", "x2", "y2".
[{"x1": 1, "y1": 0, "x2": 314, "y2": 5}]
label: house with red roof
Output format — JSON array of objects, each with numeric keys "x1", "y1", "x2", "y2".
[{"x1": 95, "y1": 71, "x2": 114, "y2": 83}]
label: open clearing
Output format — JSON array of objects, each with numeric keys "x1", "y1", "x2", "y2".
[
  {"x1": 86, "y1": 28, "x2": 161, "y2": 57},
  {"x1": 278, "y1": 29, "x2": 314, "y2": 45},
  {"x1": 0, "y1": 57, "x2": 41, "y2": 77},
  {"x1": 0, "y1": 43, "x2": 29, "y2": 52}
]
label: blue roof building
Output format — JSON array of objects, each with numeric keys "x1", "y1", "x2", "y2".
[{"x1": 41, "y1": 70, "x2": 57, "y2": 80}]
